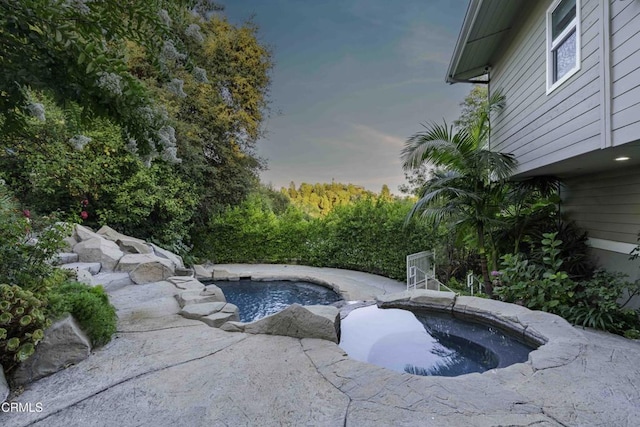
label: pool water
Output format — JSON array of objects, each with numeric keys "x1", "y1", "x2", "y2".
[
  {"x1": 212, "y1": 280, "x2": 343, "y2": 322},
  {"x1": 339, "y1": 305, "x2": 533, "y2": 377}
]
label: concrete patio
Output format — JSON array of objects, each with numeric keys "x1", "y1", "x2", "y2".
[{"x1": 2, "y1": 264, "x2": 640, "y2": 426}]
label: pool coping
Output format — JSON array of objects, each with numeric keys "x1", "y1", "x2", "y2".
[{"x1": 204, "y1": 264, "x2": 590, "y2": 373}]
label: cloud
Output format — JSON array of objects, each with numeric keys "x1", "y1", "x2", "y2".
[
  {"x1": 398, "y1": 23, "x2": 455, "y2": 68},
  {"x1": 376, "y1": 77, "x2": 444, "y2": 92},
  {"x1": 349, "y1": 123, "x2": 406, "y2": 150}
]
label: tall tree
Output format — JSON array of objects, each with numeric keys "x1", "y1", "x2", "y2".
[
  {"x1": 1, "y1": 3, "x2": 273, "y2": 253},
  {"x1": 401, "y1": 92, "x2": 516, "y2": 295},
  {"x1": 0, "y1": 0, "x2": 222, "y2": 159},
  {"x1": 454, "y1": 85, "x2": 488, "y2": 132}
]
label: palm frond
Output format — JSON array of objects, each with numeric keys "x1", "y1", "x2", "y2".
[
  {"x1": 401, "y1": 122, "x2": 461, "y2": 170},
  {"x1": 510, "y1": 175, "x2": 561, "y2": 198},
  {"x1": 417, "y1": 204, "x2": 460, "y2": 228},
  {"x1": 471, "y1": 150, "x2": 517, "y2": 180}
]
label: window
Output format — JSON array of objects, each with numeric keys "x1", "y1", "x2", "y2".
[{"x1": 546, "y1": 0, "x2": 581, "y2": 93}]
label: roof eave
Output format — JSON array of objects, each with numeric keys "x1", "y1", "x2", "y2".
[{"x1": 446, "y1": 0, "x2": 484, "y2": 84}]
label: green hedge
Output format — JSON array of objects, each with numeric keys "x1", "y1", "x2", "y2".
[{"x1": 202, "y1": 196, "x2": 437, "y2": 281}]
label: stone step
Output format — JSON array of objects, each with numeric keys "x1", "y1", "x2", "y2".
[
  {"x1": 202, "y1": 311, "x2": 239, "y2": 328},
  {"x1": 53, "y1": 252, "x2": 79, "y2": 265},
  {"x1": 179, "y1": 302, "x2": 240, "y2": 327},
  {"x1": 91, "y1": 272, "x2": 134, "y2": 292},
  {"x1": 60, "y1": 262, "x2": 101, "y2": 275}
]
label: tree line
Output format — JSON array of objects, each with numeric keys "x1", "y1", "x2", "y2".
[
  {"x1": 280, "y1": 181, "x2": 393, "y2": 217},
  {"x1": 0, "y1": 1, "x2": 272, "y2": 255}
]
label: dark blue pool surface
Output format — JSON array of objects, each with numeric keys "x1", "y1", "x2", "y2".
[
  {"x1": 339, "y1": 305, "x2": 534, "y2": 377},
  {"x1": 212, "y1": 279, "x2": 342, "y2": 322}
]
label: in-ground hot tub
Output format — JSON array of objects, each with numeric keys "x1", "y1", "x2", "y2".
[
  {"x1": 339, "y1": 304, "x2": 534, "y2": 377},
  {"x1": 211, "y1": 279, "x2": 343, "y2": 322}
]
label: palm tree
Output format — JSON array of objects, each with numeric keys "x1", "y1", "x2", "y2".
[{"x1": 401, "y1": 93, "x2": 516, "y2": 296}]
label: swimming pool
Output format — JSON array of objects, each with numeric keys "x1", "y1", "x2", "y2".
[
  {"x1": 339, "y1": 305, "x2": 533, "y2": 377},
  {"x1": 212, "y1": 279, "x2": 343, "y2": 322}
]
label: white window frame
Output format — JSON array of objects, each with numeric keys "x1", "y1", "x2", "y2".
[{"x1": 546, "y1": 0, "x2": 581, "y2": 94}]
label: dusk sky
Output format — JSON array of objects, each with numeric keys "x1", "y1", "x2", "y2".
[{"x1": 220, "y1": 0, "x2": 471, "y2": 193}]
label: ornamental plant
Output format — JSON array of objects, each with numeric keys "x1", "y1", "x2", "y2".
[
  {"x1": 0, "y1": 284, "x2": 50, "y2": 373},
  {"x1": 495, "y1": 233, "x2": 640, "y2": 336},
  {"x1": 495, "y1": 233, "x2": 577, "y2": 312},
  {"x1": 47, "y1": 282, "x2": 116, "y2": 347},
  {"x1": 0, "y1": 181, "x2": 69, "y2": 293}
]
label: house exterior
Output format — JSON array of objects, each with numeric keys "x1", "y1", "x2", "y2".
[{"x1": 447, "y1": 0, "x2": 640, "y2": 284}]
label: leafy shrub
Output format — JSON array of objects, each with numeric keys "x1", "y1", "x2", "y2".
[
  {"x1": 0, "y1": 284, "x2": 50, "y2": 373},
  {"x1": 495, "y1": 233, "x2": 640, "y2": 336},
  {"x1": 0, "y1": 181, "x2": 70, "y2": 293},
  {"x1": 527, "y1": 221, "x2": 594, "y2": 280},
  {"x1": 495, "y1": 233, "x2": 576, "y2": 312},
  {"x1": 47, "y1": 282, "x2": 117, "y2": 347},
  {"x1": 564, "y1": 270, "x2": 640, "y2": 334}
]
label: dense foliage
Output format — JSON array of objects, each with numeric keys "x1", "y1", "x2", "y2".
[
  {"x1": 0, "y1": 95, "x2": 198, "y2": 248},
  {"x1": 403, "y1": 86, "x2": 639, "y2": 335},
  {"x1": 47, "y1": 282, "x2": 117, "y2": 347},
  {"x1": 495, "y1": 233, "x2": 640, "y2": 337},
  {"x1": 307, "y1": 198, "x2": 435, "y2": 279},
  {"x1": 1, "y1": 4, "x2": 273, "y2": 253},
  {"x1": 401, "y1": 92, "x2": 517, "y2": 295},
  {"x1": 203, "y1": 189, "x2": 436, "y2": 281},
  {"x1": 133, "y1": 15, "x2": 273, "y2": 224},
  {"x1": 0, "y1": 2, "x2": 273, "y2": 374},
  {"x1": 280, "y1": 181, "x2": 388, "y2": 217},
  {"x1": 0, "y1": 182, "x2": 116, "y2": 372},
  {"x1": 0, "y1": 0, "x2": 218, "y2": 157},
  {"x1": 0, "y1": 181, "x2": 69, "y2": 293}
]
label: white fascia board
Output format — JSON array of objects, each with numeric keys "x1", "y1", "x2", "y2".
[
  {"x1": 587, "y1": 238, "x2": 637, "y2": 254},
  {"x1": 446, "y1": 0, "x2": 483, "y2": 83}
]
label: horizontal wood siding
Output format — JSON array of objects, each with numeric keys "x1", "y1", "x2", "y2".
[
  {"x1": 563, "y1": 166, "x2": 640, "y2": 243},
  {"x1": 490, "y1": 0, "x2": 602, "y2": 174},
  {"x1": 611, "y1": 0, "x2": 640, "y2": 146}
]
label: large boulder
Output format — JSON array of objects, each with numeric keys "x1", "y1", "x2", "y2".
[
  {"x1": 74, "y1": 224, "x2": 102, "y2": 242},
  {"x1": 74, "y1": 268, "x2": 94, "y2": 286},
  {"x1": 167, "y1": 277, "x2": 205, "y2": 292},
  {"x1": 116, "y1": 254, "x2": 175, "y2": 285},
  {"x1": 243, "y1": 304, "x2": 341, "y2": 343},
  {"x1": 73, "y1": 237, "x2": 124, "y2": 271},
  {"x1": 149, "y1": 243, "x2": 184, "y2": 269},
  {"x1": 92, "y1": 272, "x2": 134, "y2": 292},
  {"x1": 12, "y1": 315, "x2": 91, "y2": 386},
  {"x1": 53, "y1": 252, "x2": 79, "y2": 265},
  {"x1": 96, "y1": 225, "x2": 152, "y2": 255},
  {"x1": 1, "y1": 365, "x2": 8, "y2": 403},
  {"x1": 60, "y1": 262, "x2": 101, "y2": 276}
]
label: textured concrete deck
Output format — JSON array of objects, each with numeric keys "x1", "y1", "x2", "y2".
[{"x1": 2, "y1": 265, "x2": 640, "y2": 427}]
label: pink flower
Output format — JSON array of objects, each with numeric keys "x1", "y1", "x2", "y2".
[
  {"x1": 82, "y1": 199, "x2": 89, "y2": 206},
  {"x1": 23, "y1": 209, "x2": 31, "y2": 218},
  {"x1": 80, "y1": 211, "x2": 89, "y2": 220}
]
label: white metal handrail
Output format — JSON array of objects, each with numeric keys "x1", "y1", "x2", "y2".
[
  {"x1": 466, "y1": 272, "x2": 483, "y2": 295},
  {"x1": 407, "y1": 250, "x2": 456, "y2": 293},
  {"x1": 406, "y1": 251, "x2": 433, "y2": 290}
]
